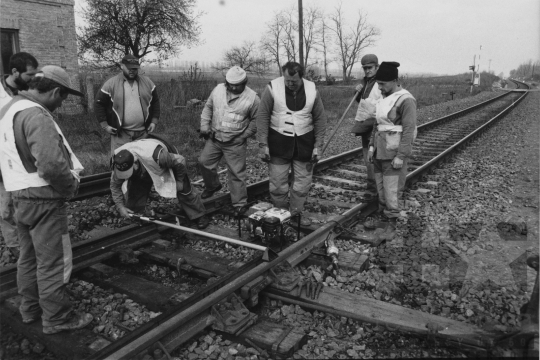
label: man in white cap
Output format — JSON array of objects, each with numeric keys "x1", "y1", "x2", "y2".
[
  {"x1": 110, "y1": 137, "x2": 210, "y2": 229},
  {"x1": 0, "y1": 65, "x2": 93, "y2": 334},
  {"x1": 351, "y1": 54, "x2": 382, "y2": 203},
  {"x1": 198, "y1": 66, "x2": 260, "y2": 212}
]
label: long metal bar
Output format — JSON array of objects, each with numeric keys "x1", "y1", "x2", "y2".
[
  {"x1": 105, "y1": 202, "x2": 368, "y2": 359},
  {"x1": 130, "y1": 215, "x2": 267, "y2": 252},
  {"x1": 321, "y1": 91, "x2": 359, "y2": 156}
]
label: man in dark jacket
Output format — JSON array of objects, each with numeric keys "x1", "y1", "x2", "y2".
[
  {"x1": 350, "y1": 54, "x2": 381, "y2": 201},
  {"x1": 256, "y1": 62, "x2": 327, "y2": 225},
  {"x1": 0, "y1": 66, "x2": 93, "y2": 334},
  {"x1": 0, "y1": 52, "x2": 39, "y2": 260},
  {"x1": 95, "y1": 54, "x2": 160, "y2": 154}
]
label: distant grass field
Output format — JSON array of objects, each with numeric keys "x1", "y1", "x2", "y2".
[{"x1": 57, "y1": 71, "x2": 498, "y2": 176}]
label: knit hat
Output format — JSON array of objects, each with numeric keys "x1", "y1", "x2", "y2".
[
  {"x1": 361, "y1": 54, "x2": 378, "y2": 66},
  {"x1": 121, "y1": 54, "x2": 140, "y2": 69},
  {"x1": 34, "y1": 65, "x2": 83, "y2": 97},
  {"x1": 113, "y1": 149, "x2": 135, "y2": 179},
  {"x1": 375, "y1": 62, "x2": 400, "y2": 81},
  {"x1": 226, "y1": 66, "x2": 247, "y2": 84}
]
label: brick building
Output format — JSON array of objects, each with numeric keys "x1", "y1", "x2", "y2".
[{"x1": 0, "y1": 0, "x2": 81, "y2": 107}]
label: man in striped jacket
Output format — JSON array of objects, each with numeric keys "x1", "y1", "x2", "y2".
[
  {"x1": 198, "y1": 66, "x2": 260, "y2": 212},
  {"x1": 95, "y1": 54, "x2": 160, "y2": 154}
]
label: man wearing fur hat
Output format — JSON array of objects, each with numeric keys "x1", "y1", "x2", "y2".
[
  {"x1": 198, "y1": 66, "x2": 260, "y2": 212},
  {"x1": 351, "y1": 54, "x2": 382, "y2": 202},
  {"x1": 367, "y1": 61, "x2": 417, "y2": 240}
]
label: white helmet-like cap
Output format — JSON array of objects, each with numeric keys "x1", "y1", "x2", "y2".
[{"x1": 226, "y1": 66, "x2": 247, "y2": 84}]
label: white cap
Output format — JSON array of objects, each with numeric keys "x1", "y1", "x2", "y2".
[{"x1": 226, "y1": 66, "x2": 247, "y2": 84}]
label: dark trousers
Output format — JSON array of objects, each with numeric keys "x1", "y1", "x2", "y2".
[
  {"x1": 125, "y1": 172, "x2": 205, "y2": 220},
  {"x1": 361, "y1": 133, "x2": 377, "y2": 196},
  {"x1": 14, "y1": 198, "x2": 73, "y2": 326}
]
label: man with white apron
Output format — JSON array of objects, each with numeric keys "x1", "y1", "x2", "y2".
[
  {"x1": 367, "y1": 62, "x2": 417, "y2": 240},
  {"x1": 350, "y1": 54, "x2": 382, "y2": 201},
  {"x1": 0, "y1": 66, "x2": 93, "y2": 334},
  {"x1": 0, "y1": 52, "x2": 39, "y2": 260},
  {"x1": 111, "y1": 137, "x2": 210, "y2": 229},
  {"x1": 198, "y1": 66, "x2": 260, "y2": 212}
]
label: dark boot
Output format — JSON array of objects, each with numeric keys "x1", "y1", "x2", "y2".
[
  {"x1": 43, "y1": 313, "x2": 93, "y2": 335},
  {"x1": 380, "y1": 217, "x2": 397, "y2": 241},
  {"x1": 363, "y1": 212, "x2": 388, "y2": 230},
  {"x1": 196, "y1": 215, "x2": 210, "y2": 229},
  {"x1": 201, "y1": 184, "x2": 223, "y2": 199}
]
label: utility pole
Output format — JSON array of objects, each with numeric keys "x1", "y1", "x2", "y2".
[
  {"x1": 470, "y1": 54, "x2": 476, "y2": 94},
  {"x1": 298, "y1": 0, "x2": 304, "y2": 68}
]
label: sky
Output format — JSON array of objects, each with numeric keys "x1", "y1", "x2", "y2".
[{"x1": 75, "y1": 0, "x2": 540, "y2": 76}]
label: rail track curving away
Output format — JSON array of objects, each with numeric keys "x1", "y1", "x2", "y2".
[{"x1": 0, "y1": 80, "x2": 534, "y2": 359}]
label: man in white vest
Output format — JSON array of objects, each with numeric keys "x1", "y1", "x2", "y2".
[
  {"x1": 111, "y1": 137, "x2": 210, "y2": 229},
  {"x1": 0, "y1": 52, "x2": 39, "y2": 260},
  {"x1": 257, "y1": 62, "x2": 327, "y2": 225},
  {"x1": 0, "y1": 66, "x2": 93, "y2": 334},
  {"x1": 350, "y1": 54, "x2": 382, "y2": 202},
  {"x1": 198, "y1": 66, "x2": 260, "y2": 212},
  {"x1": 367, "y1": 62, "x2": 417, "y2": 240}
]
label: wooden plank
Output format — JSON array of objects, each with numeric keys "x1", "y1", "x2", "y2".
[
  {"x1": 1, "y1": 296, "x2": 107, "y2": 359},
  {"x1": 313, "y1": 175, "x2": 365, "y2": 189},
  {"x1": 239, "y1": 319, "x2": 307, "y2": 359},
  {"x1": 139, "y1": 247, "x2": 233, "y2": 277},
  {"x1": 263, "y1": 286, "x2": 496, "y2": 349},
  {"x1": 329, "y1": 168, "x2": 367, "y2": 179},
  {"x1": 312, "y1": 184, "x2": 365, "y2": 196},
  {"x1": 341, "y1": 164, "x2": 367, "y2": 173},
  {"x1": 83, "y1": 264, "x2": 180, "y2": 312},
  {"x1": 308, "y1": 199, "x2": 353, "y2": 209},
  {"x1": 303, "y1": 251, "x2": 369, "y2": 273}
]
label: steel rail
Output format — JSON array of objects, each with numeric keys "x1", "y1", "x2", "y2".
[
  {"x1": 71, "y1": 89, "x2": 516, "y2": 202},
  {"x1": 407, "y1": 85, "x2": 529, "y2": 186},
  {"x1": 92, "y1": 202, "x2": 369, "y2": 359}
]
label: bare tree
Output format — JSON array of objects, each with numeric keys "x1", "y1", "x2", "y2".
[
  {"x1": 260, "y1": 11, "x2": 286, "y2": 76},
  {"x1": 280, "y1": 9, "x2": 298, "y2": 62},
  {"x1": 319, "y1": 16, "x2": 333, "y2": 80},
  {"x1": 301, "y1": 5, "x2": 323, "y2": 70},
  {"x1": 214, "y1": 41, "x2": 271, "y2": 77},
  {"x1": 78, "y1": 0, "x2": 201, "y2": 67},
  {"x1": 327, "y1": 2, "x2": 379, "y2": 83}
]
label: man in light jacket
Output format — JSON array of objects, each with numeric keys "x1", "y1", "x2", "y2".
[
  {"x1": 0, "y1": 52, "x2": 39, "y2": 260},
  {"x1": 350, "y1": 54, "x2": 382, "y2": 202},
  {"x1": 198, "y1": 66, "x2": 260, "y2": 212},
  {"x1": 368, "y1": 62, "x2": 417, "y2": 241},
  {"x1": 0, "y1": 66, "x2": 93, "y2": 334}
]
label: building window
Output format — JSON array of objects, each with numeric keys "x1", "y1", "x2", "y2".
[{"x1": 1, "y1": 29, "x2": 20, "y2": 75}]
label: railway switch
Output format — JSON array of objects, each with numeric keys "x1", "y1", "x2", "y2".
[{"x1": 211, "y1": 293, "x2": 257, "y2": 335}]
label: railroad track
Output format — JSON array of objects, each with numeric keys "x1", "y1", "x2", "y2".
[{"x1": 0, "y1": 81, "x2": 531, "y2": 359}]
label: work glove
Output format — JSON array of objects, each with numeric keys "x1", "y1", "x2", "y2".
[
  {"x1": 259, "y1": 146, "x2": 270, "y2": 163},
  {"x1": 311, "y1": 148, "x2": 320, "y2": 164},
  {"x1": 103, "y1": 125, "x2": 117, "y2": 135},
  {"x1": 367, "y1": 146, "x2": 374, "y2": 163},
  {"x1": 198, "y1": 129, "x2": 211, "y2": 140},
  {"x1": 118, "y1": 206, "x2": 133, "y2": 218},
  {"x1": 391, "y1": 156, "x2": 403, "y2": 169}
]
